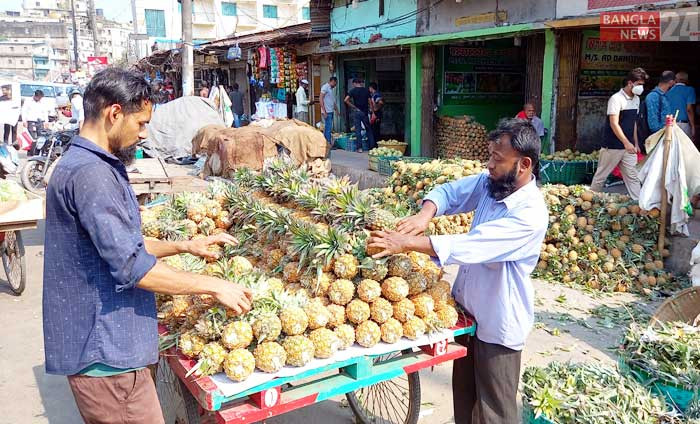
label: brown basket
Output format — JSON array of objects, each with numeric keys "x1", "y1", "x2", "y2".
[{"x1": 651, "y1": 287, "x2": 700, "y2": 326}]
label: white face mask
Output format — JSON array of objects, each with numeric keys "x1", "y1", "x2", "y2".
[{"x1": 632, "y1": 85, "x2": 644, "y2": 96}]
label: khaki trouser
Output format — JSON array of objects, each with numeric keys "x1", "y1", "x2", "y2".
[{"x1": 590, "y1": 148, "x2": 641, "y2": 200}]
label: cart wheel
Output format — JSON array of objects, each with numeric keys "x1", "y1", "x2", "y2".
[
  {"x1": 346, "y1": 349, "x2": 421, "y2": 424},
  {"x1": 155, "y1": 357, "x2": 202, "y2": 424},
  {"x1": 1, "y1": 231, "x2": 26, "y2": 295}
]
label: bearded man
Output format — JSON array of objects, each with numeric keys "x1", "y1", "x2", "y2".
[{"x1": 368, "y1": 118, "x2": 548, "y2": 424}]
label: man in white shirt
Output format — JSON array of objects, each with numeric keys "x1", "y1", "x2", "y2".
[
  {"x1": 319, "y1": 76, "x2": 339, "y2": 145},
  {"x1": 295, "y1": 79, "x2": 310, "y2": 123},
  {"x1": 22, "y1": 90, "x2": 49, "y2": 138},
  {"x1": 70, "y1": 88, "x2": 85, "y2": 129}
]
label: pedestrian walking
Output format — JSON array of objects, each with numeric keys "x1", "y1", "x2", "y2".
[
  {"x1": 69, "y1": 88, "x2": 85, "y2": 129},
  {"x1": 229, "y1": 83, "x2": 245, "y2": 128},
  {"x1": 42, "y1": 68, "x2": 252, "y2": 424},
  {"x1": 369, "y1": 82, "x2": 384, "y2": 143},
  {"x1": 344, "y1": 78, "x2": 375, "y2": 153},
  {"x1": 0, "y1": 84, "x2": 20, "y2": 146},
  {"x1": 295, "y1": 79, "x2": 310, "y2": 123},
  {"x1": 320, "y1": 76, "x2": 339, "y2": 146},
  {"x1": 368, "y1": 118, "x2": 548, "y2": 424},
  {"x1": 667, "y1": 71, "x2": 696, "y2": 140},
  {"x1": 645, "y1": 70, "x2": 674, "y2": 134},
  {"x1": 590, "y1": 68, "x2": 648, "y2": 200}
]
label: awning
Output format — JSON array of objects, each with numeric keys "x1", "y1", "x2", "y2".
[{"x1": 201, "y1": 22, "x2": 328, "y2": 51}]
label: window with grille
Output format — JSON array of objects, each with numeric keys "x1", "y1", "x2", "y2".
[
  {"x1": 144, "y1": 9, "x2": 166, "y2": 37},
  {"x1": 222, "y1": 2, "x2": 237, "y2": 16},
  {"x1": 263, "y1": 5, "x2": 278, "y2": 19},
  {"x1": 302, "y1": 7, "x2": 310, "y2": 20}
]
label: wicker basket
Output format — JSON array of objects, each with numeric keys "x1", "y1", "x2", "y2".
[
  {"x1": 378, "y1": 140, "x2": 408, "y2": 155},
  {"x1": 539, "y1": 160, "x2": 598, "y2": 185},
  {"x1": 651, "y1": 287, "x2": 700, "y2": 326}
]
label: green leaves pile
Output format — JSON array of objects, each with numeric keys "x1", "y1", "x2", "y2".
[
  {"x1": 522, "y1": 362, "x2": 676, "y2": 423},
  {"x1": 0, "y1": 180, "x2": 27, "y2": 202}
]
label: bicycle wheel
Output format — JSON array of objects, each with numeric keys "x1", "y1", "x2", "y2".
[
  {"x1": 154, "y1": 356, "x2": 202, "y2": 424},
  {"x1": 346, "y1": 349, "x2": 421, "y2": 424},
  {"x1": 2, "y1": 231, "x2": 26, "y2": 295}
]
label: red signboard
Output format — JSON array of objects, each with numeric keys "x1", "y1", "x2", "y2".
[
  {"x1": 600, "y1": 11, "x2": 661, "y2": 41},
  {"x1": 87, "y1": 56, "x2": 108, "y2": 65}
]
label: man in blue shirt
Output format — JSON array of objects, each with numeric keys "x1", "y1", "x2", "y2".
[
  {"x1": 646, "y1": 70, "x2": 675, "y2": 134},
  {"x1": 368, "y1": 119, "x2": 548, "y2": 424},
  {"x1": 667, "y1": 71, "x2": 696, "y2": 140},
  {"x1": 43, "y1": 68, "x2": 252, "y2": 423}
]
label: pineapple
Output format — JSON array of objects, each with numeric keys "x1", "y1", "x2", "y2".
[
  {"x1": 380, "y1": 318, "x2": 404, "y2": 344},
  {"x1": 178, "y1": 330, "x2": 206, "y2": 358},
  {"x1": 283, "y1": 335, "x2": 315, "y2": 366},
  {"x1": 393, "y1": 298, "x2": 415, "y2": 323},
  {"x1": 367, "y1": 209, "x2": 397, "y2": 231},
  {"x1": 211, "y1": 228, "x2": 227, "y2": 236},
  {"x1": 355, "y1": 321, "x2": 381, "y2": 347},
  {"x1": 334, "y1": 324, "x2": 356, "y2": 349},
  {"x1": 333, "y1": 253, "x2": 359, "y2": 280},
  {"x1": 265, "y1": 277, "x2": 285, "y2": 294},
  {"x1": 346, "y1": 299, "x2": 371, "y2": 325},
  {"x1": 382, "y1": 277, "x2": 409, "y2": 302},
  {"x1": 328, "y1": 279, "x2": 355, "y2": 305},
  {"x1": 301, "y1": 271, "x2": 334, "y2": 297},
  {"x1": 195, "y1": 342, "x2": 227, "y2": 376},
  {"x1": 436, "y1": 305, "x2": 459, "y2": 329},
  {"x1": 403, "y1": 316, "x2": 426, "y2": 340},
  {"x1": 406, "y1": 273, "x2": 429, "y2": 296},
  {"x1": 309, "y1": 328, "x2": 341, "y2": 359},
  {"x1": 198, "y1": 217, "x2": 216, "y2": 235},
  {"x1": 283, "y1": 262, "x2": 302, "y2": 283},
  {"x1": 410, "y1": 293, "x2": 435, "y2": 318},
  {"x1": 279, "y1": 306, "x2": 308, "y2": 336},
  {"x1": 435, "y1": 298, "x2": 457, "y2": 311},
  {"x1": 230, "y1": 256, "x2": 254, "y2": 276},
  {"x1": 370, "y1": 298, "x2": 393, "y2": 324},
  {"x1": 252, "y1": 313, "x2": 283, "y2": 343},
  {"x1": 357, "y1": 279, "x2": 381, "y2": 303},
  {"x1": 254, "y1": 342, "x2": 287, "y2": 373},
  {"x1": 266, "y1": 249, "x2": 285, "y2": 270},
  {"x1": 221, "y1": 321, "x2": 254, "y2": 350},
  {"x1": 387, "y1": 254, "x2": 413, "y2": 278},
  {"x1": 407, "y1": 251, "x2": 431, "y2": 270},
  {"x1": 422, "y1": 310, "x2": 442, "y2": 333},
  {"x1": 421, "y1": 266, "x2": 442, "y2": 286},
  {"x1": 205, "y1": 200, "x2": 222, "y2": 219},
  {"x1": 195, "y1": 307, "x2": 228, "y2": 340},
  {"x1": 142, "y1": 220, "x2": 162, "y2": 238},
  {"x1": 223, "y1": 349, "x2": 255, "y2": 382},
  {"x1": 214, "y1": 211, "x2": 233, "y2": 230},
  {"x1": 360, "y1": 257, "x2": 388, "y2": 281},
  {"x1": 304, "y1": 299, "x2": 331, "y2": 330},
  {"x1": 326, "y1": 304, "x2": 346, "y2": 328},
  {"x1": 181, "y1": 219, "x2": 199, "y2": 237},
  {"x1": 172, "y1": 295, "x2": 192, "y2": 317},
  {"x1": 426, "y1": 280, "x2": 452, "y2": 304}
]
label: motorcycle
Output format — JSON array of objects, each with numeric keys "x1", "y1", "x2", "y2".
[
  {"x1": 0, "y1": 144, "x2": 26, "y2": 295},
  {"x1": 20, "y1": 120, "x2": 78, "y2": 194}
]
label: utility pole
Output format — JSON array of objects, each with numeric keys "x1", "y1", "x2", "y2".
[
  {"x1": 182, "y1": 0, "x2": 194, "y2": 96},
  {"x1": 87, "y1": 0, "x2": 99, "y2": 56},
  {"x1": 70, "y1": 0, "x2": 80, "y2": 70},
  {"x1": 131, "y1": 0, "x2": 139, "y2": 59}
]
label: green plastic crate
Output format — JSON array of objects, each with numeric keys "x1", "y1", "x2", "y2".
[
  {"x1": 377, "y1": 156, "x2": 432, "y2": 176},
  {"x1": 539, "y1": 159, "x2": 598, "y2": 185},
  {"x1": 334, "y1": 136, "x2": 359, "y2": 152},
  {"x1": 521, "y1": 402, "x2": 556, "y2": 424},
  {"x1": 619, "y1": 358, "x2": 699, "y2": 413}
]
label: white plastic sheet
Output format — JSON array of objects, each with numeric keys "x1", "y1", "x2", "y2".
[{"x1": 638, "y1": 125, "x2": 700, "y2": 236}]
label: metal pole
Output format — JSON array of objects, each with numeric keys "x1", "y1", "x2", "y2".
[
  {"x1": 131, "y1": 0, "x2": 139, "y2": 59},
  {"x1": 70, "y1": 0, "x2": 80, "y2": 70},
  {"x1": 181, "y1": 0, "x2": 194, "y2": 96},
  {"x1": 88, "y1": 0, "x2": 99, "y2": 56},
  {"x1": 658, "y1": 115, "x2": 674, "y2": 253}
]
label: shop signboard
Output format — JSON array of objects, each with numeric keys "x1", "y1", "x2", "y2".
[{"x1": 442, "y1": 42, "x2": 523, "y2": 105}]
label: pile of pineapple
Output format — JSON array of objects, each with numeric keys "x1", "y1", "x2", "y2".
[
  {"x1": 534, "y1": 184, "x2": 673, "y2": 292},
  {"x1": 541, "y1": 149, "x2": 599, "y2": 162},
  {"x1": 145, "y1": 159, "x2": 461, "y2": 383}
]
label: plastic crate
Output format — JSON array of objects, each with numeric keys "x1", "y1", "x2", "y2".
[
  {"x1": 378, "y1": 156, "x2": 433, "y2": 176},
  {"x1": 334, "y1": 136, "x2": 359, "y2": 152},
  {"x1": 368, "y1": 155, "x2": 378, "y2": 171},
  {"x1": 521, "y1": 403, "x2": 556, "y2": 424},
  {"x1": 619, "y1": 358, "x2": 698, "y2": 412},
  {"x1": 539, "y1": 160, "x2": 598, "y2": 185}
]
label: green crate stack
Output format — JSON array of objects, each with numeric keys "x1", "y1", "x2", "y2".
[{"x1": 539, "y1": 160, "x2": 598, "y2": 185}]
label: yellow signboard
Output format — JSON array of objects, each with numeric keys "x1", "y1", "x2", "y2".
[{"x1": 455, "y1": 11, "x2": 507, "y2": 27}]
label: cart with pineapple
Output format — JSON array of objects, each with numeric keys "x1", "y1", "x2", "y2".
[{"x1": 156, "y1": 316, "x2": 475, "y2": 424}]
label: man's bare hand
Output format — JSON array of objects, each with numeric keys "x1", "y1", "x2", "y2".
[
  {"x1": 213, "y1": 282, "x2": 253, "y2": 315},
  {"x1": 187, "y1": 233, "x2": 238, "y2": 261},
  {"x1": 396, "y1": 214, "x2": 432, "y2": 236},
  {"x1": 368, "y1": 231, "x2": 411, "y2": 258},
  {"x1": 623, "y1": 142, "x2": 636, "y2": 154}
]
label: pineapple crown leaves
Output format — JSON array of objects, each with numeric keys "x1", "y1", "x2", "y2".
[
  {"x1": 312, "y1": 226, "x2": 352, "y2": 267},
  {"x1": 288, "y1": 220, "x2": 323, "y2": 268}
]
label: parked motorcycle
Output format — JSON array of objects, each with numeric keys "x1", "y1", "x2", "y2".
[{"x1": 20, "y1": 121, "x2": 78, "y2": 194}]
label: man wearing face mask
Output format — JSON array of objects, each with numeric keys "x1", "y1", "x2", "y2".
[
  {"x1": 590, "y1": 67, "x2": 648, "y2": 200},
  {"x1": 367, "y1": 118, "x2": 548, "y2": 423}
]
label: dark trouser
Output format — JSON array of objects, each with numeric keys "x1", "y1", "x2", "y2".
[
  {"x1": 453, "y1": 334, "x2": 521, "y2": 424},
  {"x1": 352, "y1": 110, "x2": 376, "y2": 151},
  {"x1": 371, "y1": 117, "x2": 381, "y2": 144},
  {"x1": 67, "y1": 368, "x2": 165, "y2": 424},
  {"x1": 3, "y1": 123, "x2": 17, "y2": 145}
]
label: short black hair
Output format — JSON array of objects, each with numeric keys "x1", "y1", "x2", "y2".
[
  {"x1": 624, "y1": 67, "x2": 648, "y2": 86},
  {"x1": 34, "y1": 90, "x2": 44, "y2": 98},
  {"x1": 83, "y1": 67, "x2": 152, "y2": 122},
  {"x1": 659, "y1": 70, "x2": 675, "y2": 84},
  {"x1": 329, "y1": 76, "x2": 338, "y2": 82},
  {"x1": 232, "y1": 82, "x2": 239, "y2": 90},
  {"x1": 352, "y1": 78, "x2": 361, "y2": 84},
  {"x1": 489, "y1": 118, "x2": 541, "y2": 173},
  {"x1": 369, "y1": 82, "x2": 378, "y2": 90}
]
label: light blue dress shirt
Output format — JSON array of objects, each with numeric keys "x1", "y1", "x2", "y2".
[{"x1": 424, "y1": 172, "x2": 549, "y2": 350}]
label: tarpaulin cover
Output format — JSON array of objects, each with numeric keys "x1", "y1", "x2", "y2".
[
  {"x1": 191, "y1": 124, "x2": 226, "y2": 155},
  {"x1": 142, "y1": 96, "x2": 224, "y2": 159},
  {"x1": 638, "y1": 125, "x2": 700, "y2": 236}
]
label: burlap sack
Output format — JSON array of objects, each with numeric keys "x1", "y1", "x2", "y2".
[
  {"x1": 192, "y1": 124, "x2": 226, "y2": 155},
  {"x1": 203, "y1": 127, "x2": 278, "y2": 176}
]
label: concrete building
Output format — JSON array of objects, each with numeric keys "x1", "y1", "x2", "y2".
[
  {"x1": 96, "y1": 15, "x2": 132, "y2": 64},
  {"x1": 132, "y1": 0, "x2": 311, "y2": 59}
]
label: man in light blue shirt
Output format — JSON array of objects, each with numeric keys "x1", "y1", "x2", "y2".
[
  {"x1": 369, "y1": 119, "x2": 548, "y2": 423},
  {"x1": 667, "y1": 71, "x2": 696, "y2": 140}
]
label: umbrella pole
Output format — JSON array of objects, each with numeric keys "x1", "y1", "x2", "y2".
[{"x1": 658, "y1": 115, "x2": 674, "y2": 253}]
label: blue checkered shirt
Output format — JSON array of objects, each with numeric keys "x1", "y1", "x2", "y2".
[{"x1": 43, "y1": 136, "x2": 158, "y2": 375}]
